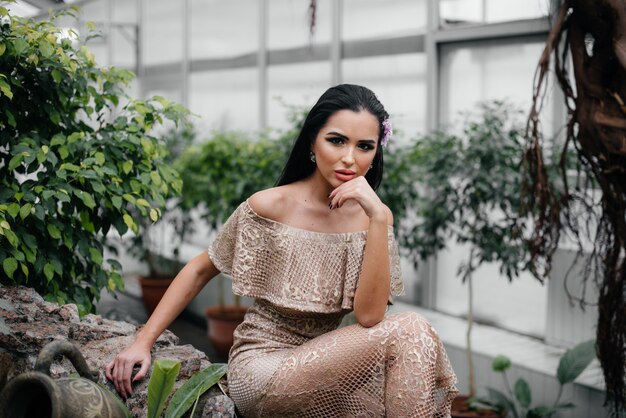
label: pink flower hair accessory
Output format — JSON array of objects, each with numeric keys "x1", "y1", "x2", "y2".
[{"x1": 381, "y1": 118, "x2": 393, "y2": 147}]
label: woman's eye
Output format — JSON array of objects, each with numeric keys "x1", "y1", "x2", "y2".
[
  {"x1": 358, "y1": 143, "x2": 375, "y2": 151},
  {"x1": 326, "y1": 137, "x2": 344, "y2": 145}
]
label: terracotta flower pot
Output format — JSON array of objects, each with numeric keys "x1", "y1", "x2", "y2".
[
  {"x1": 451, "y1": 395, "x2": 505, "y2": 418},
  {"x1": 138, "y1": 276, "x2": 174, "y2": 315},
  {"x1": 205, "y1": 305, "x2": 248, "y2": 358}
]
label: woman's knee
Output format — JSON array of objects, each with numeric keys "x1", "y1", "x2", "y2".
[
  {"x1": 368, "y1": 311, "x2": 440, "y2": 346},
  {"x1": 386, "y1": 311, "x2": 433, "y2": 331}
]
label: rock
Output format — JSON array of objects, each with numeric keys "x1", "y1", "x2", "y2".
[
  {"x1": 201, "y1": 394, "x2": 236, "y2": 417},
  {"x1": 0, "y1": 286, "x2": 234, "y2": 418}
]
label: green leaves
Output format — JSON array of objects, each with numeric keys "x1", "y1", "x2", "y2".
[
  {"x1": 12, "y1": 38, "x2": 28, "y2": 55},
  {"x1": 43, "y1": 262, "x2": 55, "y2": 282},
  {"x1": 38, "y1": 40, "x2": 54, "y2": 58},
  {"x1": 527, "y1": 404, "x2": 575, "y2": 418},
  {"x1": 486, "y1": 387, "x2": 518, "y2": 418},
  {"x1": 557, "y1": 339, "x2": 596, "y2": 385},
  {"x1": 164, "y1": 364, "x2": 227, "y2": 418},
  {"x1": 123, "y1": 214, "x2": 138, "y2": 233},
  {"x1": 73, "y1": 190, "x2": 96, "y2": 209},
  {"x1": 394, "y1": 102, "x2": 546, "y2": 279},
  {"x1": 122, "y1": 160, "x2": 133, "y2": 174},
  {"x1": 89, "y1": 247, "x2": 103, "y2": 265},
  {"x1": 0, "y1": 77, "x2": 12, "y2": 99},
  {"x1": 18, "y1": 203, "x2": 31, "y2": 220},
  {"x1": 47, "y1": 224, "x2": 61, "y2": 239},
  {"x1": 2, "y1": 257, "x2": 17, "y2": 279},
  {"x1": 488, "y1": 340, "x2": 596, "y2": 418},
  {"x1": 492, "y1": 355, "x2": 512, "y2": 372},
  {"x1": 0, "y1": 8, "x2": 189, "y2": 315},
  {"x1": 147, "y1": 359, "x2": 180, "y2": 418},
  {"x1": 514, "y1": 378, "x2": 531, "y2": 408},
  {"x1": 175, "y1": 129, "x2": 290, "y2": 232}
]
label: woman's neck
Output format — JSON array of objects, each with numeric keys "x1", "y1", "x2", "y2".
[{"x1": 298, "y1": 172, "x2": 334, "y2": 207}]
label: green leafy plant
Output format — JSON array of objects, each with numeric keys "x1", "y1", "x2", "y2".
[
  {"x1": 407, "y1": 102, "x2": 547, "y2": 398},
  {"x1": 484, "y1": 340, "x2": 596, "y2": 418},
  {"x1": 147, "y1": 359, "x2": 181, "y2": 418},
  {"x1": 0, "y1": 6, "x2": 188, "y2": 314},
  {"x1": 377, "y1": 138, "x2": 422, "y2": 245},
  {"x1": 164, "y1": 363, "x2": 227, "y2": 418},
  {"x1": 125, "y1": 122, "x2": 195, "y2": 279}
]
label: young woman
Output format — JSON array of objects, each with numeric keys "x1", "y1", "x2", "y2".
[{"x1": 106, "y1": 84, "x2": 458, "y2": 417}]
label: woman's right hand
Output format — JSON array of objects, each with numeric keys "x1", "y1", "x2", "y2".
[
  {"x1": 104, "y1": 253, "x2": 219, "y2": 399},
  {"x1": 105, "y1": 342, "x2": 152, "y2": 399}
]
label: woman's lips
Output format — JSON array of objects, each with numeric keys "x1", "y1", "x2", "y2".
[{"x1": 334, "y1": 170, "x2": 356, "y2": 181}]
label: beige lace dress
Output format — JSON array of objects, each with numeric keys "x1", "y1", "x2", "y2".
[{"x1": 208, "y1": 200, "x2": 458, "y2": 418}]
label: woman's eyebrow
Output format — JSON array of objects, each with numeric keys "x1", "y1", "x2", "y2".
[
  {"x1": 325, "y1": 131, "x2": 349, "y2": 140},
  {"x1": 325, "y1": 131, "x2": 377, "y2": 143}
]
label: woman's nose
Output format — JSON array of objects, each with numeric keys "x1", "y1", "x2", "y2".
[{"x1": 341, "y1": 148, "x2": 356, "y2": 165}]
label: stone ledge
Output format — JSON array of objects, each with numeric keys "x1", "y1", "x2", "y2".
[{"x1": 0, "y1": 286, "x2": 235, "y2": 417}]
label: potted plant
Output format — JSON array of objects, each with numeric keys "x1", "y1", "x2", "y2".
[
  {"x1": 407, "y1": 102, "x2": 560, "y2": 416},
  {"x1": 0, "y1": 7, "x2": 188, "y2": 316}
]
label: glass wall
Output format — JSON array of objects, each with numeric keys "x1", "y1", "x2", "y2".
[
  {"x1": 343, "y1": 0, "x2": 428, "y2": 40},
  {"x1": 190, "y1": 68, "x2": 259, "y2": 132},
  {"x1": 343, "y1": 54, "x2": 427, "y2": 142},
  {"x1": 267, "y1": 62, "x2": 331, "y2": 129},
  {"x1": 190, "y1": 0, "x2": 258, "y2": 59},
  {"x1": 439, "y1": 0, "x2": 548, "y2": 26},
  {"x1": 144, "y1": 0, "x2": 182, "y2": 65},
  {"x1": 436, "y1": 37, "x2": 554, "y2": 337},
  {"x1": 269, "y1": 0, "x2": 331, "y2": 49}
]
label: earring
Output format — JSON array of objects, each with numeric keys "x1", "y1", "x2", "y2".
[
  {"x1": 309, "y1": 152, "x2": 316, "y2": 163},
  {"x1": 369, "y1": 163, "x2": 373, "y2": 169}
]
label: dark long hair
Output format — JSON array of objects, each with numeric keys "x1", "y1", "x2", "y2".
[{"x1": 275, "y1": 84, "x2": 389, "y2": 190}]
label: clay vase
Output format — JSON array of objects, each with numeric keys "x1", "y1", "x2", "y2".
[
  {"x1": 0, "y1": 340, "x2": 129, "y2": 418},
  {"x1": 138, "y1": 276, "x2": 174, "y2": 315},
  {"x1": 205, "y1": 305, "x2": 248, "y2": 358}
]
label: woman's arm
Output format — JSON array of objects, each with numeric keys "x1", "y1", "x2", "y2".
[
  {"x1": 105, "y1": 251, "x2": 220, "y2": 398},
  {"x1": 352, "y1": 207, "x2": 393, "y2": 327},
  {"x1": 329, "y1": 177, "x2": 393, "y2": 328}
]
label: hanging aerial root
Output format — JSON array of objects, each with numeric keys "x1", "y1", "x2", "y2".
[{"x1": 523, "y1": 0, "x2": 626, "y2": 414}]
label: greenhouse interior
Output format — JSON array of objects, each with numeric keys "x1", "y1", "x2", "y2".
[{"x1": 1, "y1": 0, "x2": 624, "y2": 417}]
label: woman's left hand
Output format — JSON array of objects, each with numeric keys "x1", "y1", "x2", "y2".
[{"x1": 328, "y1": 177, "x2": 387, "y2": 221}]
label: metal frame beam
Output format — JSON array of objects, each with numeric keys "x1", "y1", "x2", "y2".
[
  {"x1": 330, "y1": 0, "x2": 342, "y2": 85},
  {"x1": 433, "y1": 17, "x2": 549, "y2": 44},
  {"x1": 258, "y1": 0, "x2": 268, "y2": 131}
]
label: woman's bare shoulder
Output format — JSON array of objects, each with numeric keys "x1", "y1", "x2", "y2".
[{"x1": 248, "y1": 187, "x2": 291, "y2": 220}]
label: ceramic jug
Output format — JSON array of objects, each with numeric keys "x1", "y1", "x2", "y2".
[{"x1": 0, "y1": 340, "x2": 130, "y2": 418}]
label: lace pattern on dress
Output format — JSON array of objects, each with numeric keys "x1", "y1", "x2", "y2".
[{"x1": 208, "y1": 200, "x2": 404, "y2": 313}]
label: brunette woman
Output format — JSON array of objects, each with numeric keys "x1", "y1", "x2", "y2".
[{"x1": 107, "y1": 84, "x2": 457, "y2": 417}]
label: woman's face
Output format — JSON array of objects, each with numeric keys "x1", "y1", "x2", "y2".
[{"x1": 311, "y1": 109, "x2": 379, "y2": 189}]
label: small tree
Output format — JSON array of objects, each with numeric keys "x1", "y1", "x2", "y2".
[
  {"x1": 409, "y1": 102, "x2": 549, "y2": 397},
  {"x1": 0, "y1": 7, "x2": 188, "y2": 315}
]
